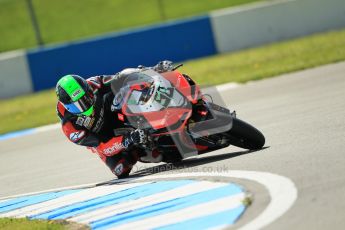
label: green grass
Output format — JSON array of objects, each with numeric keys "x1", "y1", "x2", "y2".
[
  {"x1": 183, "y1": 29, "x2": 345, "y2": 85},
  {"x1": 0, "y1": 0, "x2": 261, "y2": 52},
  {"x1": 0, "y1": 89, "x2": 58, "y2": 134},
  {"x1": 0, "y1": 217, "x2": 89, "y2": 230},
  {"x1": 1, "y1": 28, "x2": 345, "y2": 135}
]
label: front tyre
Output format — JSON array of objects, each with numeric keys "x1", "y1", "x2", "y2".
[{"x1": 226, "y1": 118, "x2": 265, "y2": 150}]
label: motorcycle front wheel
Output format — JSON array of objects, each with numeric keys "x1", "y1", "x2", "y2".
[{"x1": 226, "y1": 117, "x2": 265, "y2": 150}]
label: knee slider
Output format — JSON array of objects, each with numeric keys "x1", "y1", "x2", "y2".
[{"x1": 112, "y1": 159, "x2": 132, "y2": 177}]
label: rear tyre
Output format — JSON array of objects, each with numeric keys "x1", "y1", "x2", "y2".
[{"x1": 226, "y1": 118, "x2": 265, "y2": 150}]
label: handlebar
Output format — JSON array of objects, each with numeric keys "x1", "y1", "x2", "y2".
[{"x1": 172, "y1": 63, "x2": 183, "y2": 71}]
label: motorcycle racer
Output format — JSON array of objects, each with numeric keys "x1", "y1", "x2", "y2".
[{"x1": 56, "y1": 61, "x2": 173, "y2": 178}]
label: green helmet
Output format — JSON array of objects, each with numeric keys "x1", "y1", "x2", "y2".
[{"x1": 56, "y1": 75, "x2": 95, "y2": 116}]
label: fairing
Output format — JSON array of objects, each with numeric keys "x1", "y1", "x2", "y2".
[{"x1": 112, "y1": 69, "x2": 200, "y2": 131}]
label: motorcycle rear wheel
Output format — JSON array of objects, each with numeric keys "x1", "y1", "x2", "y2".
[{"x1": 226, "y1": 117, "x2": 265, "y2": 150}]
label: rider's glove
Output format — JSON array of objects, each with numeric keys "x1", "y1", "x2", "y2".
[
  {"x1": 123, "y1": 129, "x2": 147, "y2": 148},
  {"x1": 154, "y1": 60, "x2": 173, "y2": 73}
]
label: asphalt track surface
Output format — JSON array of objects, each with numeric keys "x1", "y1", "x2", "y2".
[{"x1": 0, "y1": 62, "x2": 345, "y2": 229}]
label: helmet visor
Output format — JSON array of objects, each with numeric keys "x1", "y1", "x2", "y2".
[{"x1": 64, "y1": 94, "x2": 94, "y2": 116}]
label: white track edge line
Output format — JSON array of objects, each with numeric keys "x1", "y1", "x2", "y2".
[
  {"x1": 116, "y1": 171, "x2": 297, "y2": 230},
  {"x1": 70, "y1": 180, "x2": 228, "y2": 224},
  {"x1": 1, "y1": 182, "x2": 150, "y2": 218},
  {"x1": 1, "y1": 170, "x2": 297, "y2": 230}
]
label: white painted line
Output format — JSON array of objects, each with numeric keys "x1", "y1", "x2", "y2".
[
  {"x1": 0, "y1": 182, "x2": 150, "y2": 218},
  {"x1": 0, "y1": 198, "x2": 11, "y2": 204},
  {"x1": 201, "y1": 82, "x2": 240, "y2": 96},
  {"x1": 111, "y1": 193, "x2": 245, "y2": 230},
  {"x1": 70, "y1": 181, "x2": 227, "y2": 224},
  {"x1": 215, "y1": 82, "x2": 240, "y2": 92}
]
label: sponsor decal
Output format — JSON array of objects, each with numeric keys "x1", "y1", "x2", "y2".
[
  {"x1": 72, "y1": 89, "x2": 82, "y2": 98},
  {"x1": 76, "y1": 116, "x2": 95, "y2": 129},
  {"x1": 123, "y1": 138, "x2": 130, "y2": 148},
  {"x1": 92, "y1": 108, "x2": 104, "y2": 133},
  {"x1": 103, "y1": 142, "x2": 125, "y2": 156},
  {"x1": 83, "y1": 117, "x2": 93, "y2": 128},
  {"x1": 69, "y1": 131, "x2": 85, "y2": 142},
  {"x1": 76, "y1": 117, "x2": 84, "y2": 126},
  {"x1": 111, "y1": 91, "x2": 124, "y2": 111}
]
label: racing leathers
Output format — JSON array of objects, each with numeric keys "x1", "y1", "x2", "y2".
[{"x1": 56, "y1": 61, "x2": 173, "y2": 178}]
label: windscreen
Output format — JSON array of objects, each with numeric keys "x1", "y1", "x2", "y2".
[{"x1": 120, "y1": 69, "x2": 187, "y2": 114}]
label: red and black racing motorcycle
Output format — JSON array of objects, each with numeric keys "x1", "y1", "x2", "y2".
[{"x1": 110, "y1": 64, "x2": 265, "y2": 163}]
